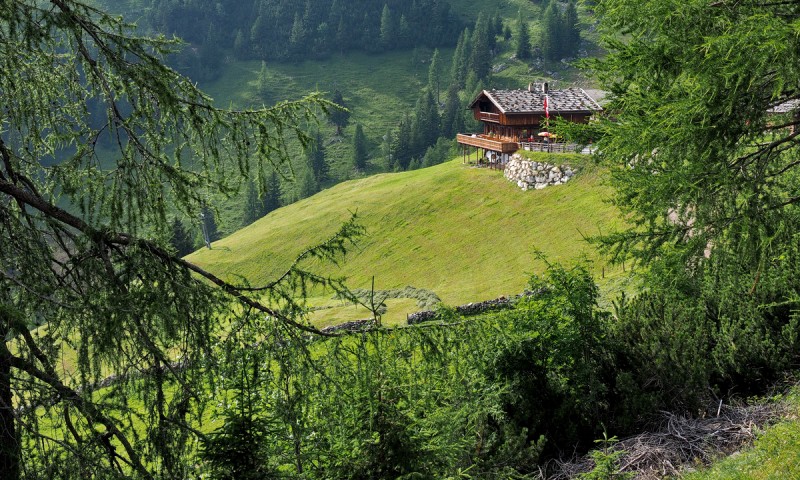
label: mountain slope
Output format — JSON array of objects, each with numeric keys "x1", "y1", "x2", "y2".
[{"x1": 188, "y1": 153, "x2": 627, "y2": 324}]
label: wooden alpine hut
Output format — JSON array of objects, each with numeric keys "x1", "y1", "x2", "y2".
[{"x1": 456, "y1": 82, "x2": 602, "y2": 167}]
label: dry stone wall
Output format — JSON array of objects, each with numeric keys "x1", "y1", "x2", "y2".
[{"x1": 503, "y1": 153, "x2": 576, "y2": 191}]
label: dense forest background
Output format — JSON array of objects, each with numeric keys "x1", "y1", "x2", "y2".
[
  {"x1": 152, "y1": 0, "x2": 461, "y2": 64},
  {"x1": 97, "y1": 0, "x2": 586, "y2": 244}
]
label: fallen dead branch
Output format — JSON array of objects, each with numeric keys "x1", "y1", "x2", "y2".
[{"x1": 542, "y1": 401, "x2": 789, "y2": 479}]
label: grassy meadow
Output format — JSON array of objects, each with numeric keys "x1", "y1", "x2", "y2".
[{"x1": 187, "y1": 152, "x2": 630, "y2": 326}]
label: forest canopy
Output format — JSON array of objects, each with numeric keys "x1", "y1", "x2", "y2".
[{"x1": 145, "y1": 0, "x2": 463, "y2": 64}]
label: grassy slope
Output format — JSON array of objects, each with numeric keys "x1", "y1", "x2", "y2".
[
  {"x1": 187, "y1": 153, "x2": 628, "y2": 325},
  {"x1": 193, "y1": 0, "x2": 599, "y2": 228},
  {"x1": 198, "y1": 49, "x2": 447, "y2": 232}
]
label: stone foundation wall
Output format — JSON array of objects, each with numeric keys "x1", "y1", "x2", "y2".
[{"x1": 503, "y1": 153, "x2": 576, "y2": 191}]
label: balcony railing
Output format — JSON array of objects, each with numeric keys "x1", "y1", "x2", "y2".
[
  {"x1": 457, "y1": 135, "x2": 596, "y2": 155},
  {"x1": 456, "y1": 134, "x2": 519, "y2": 153},
  {"x1": 477, "y1": 111, "x2": 500, "y2": 122}
]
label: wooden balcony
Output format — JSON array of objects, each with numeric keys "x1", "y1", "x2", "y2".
[
  {"x1": 457, "y1": 134, "x2": 519, "y2": 153},
  {"x1": 477, "y1": 111, "x2": 500, "y2": 123}
]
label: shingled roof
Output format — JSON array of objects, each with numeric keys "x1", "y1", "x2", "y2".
[{"x1": 470, "y1": 88, "x2": 603, "y2": 114}]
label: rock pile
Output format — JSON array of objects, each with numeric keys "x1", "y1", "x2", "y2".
[{"x1": 503, "y1": 154, "x2": 576, "y2": 191}]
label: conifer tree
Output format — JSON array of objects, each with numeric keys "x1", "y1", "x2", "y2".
[
  {"x1": 464, "y1": 71, "x2": 483, "y2": 103},
  {"x1": 306, "y1": 131, "x2": 328, "y2": 184},
  {"x1": 398, "y1": 14, "x2": 412, "y2": 48},
  {"x1": 261, "y1": 168, "x2": 283, "y2": 215},
  {"x1": 243, "y1": 180, "x2": 262, "y2": 227},
  {"x1": 450, "y1": 98, "x2": 467, "y2": 138},
  {"x1": 589, "y1": 0, "x2": 800, "y2": 405},
  {"x1": 250, "y1": 15, "x2": 267, "y2": 59},
  {"x1": 541, "y1": 0, "x2": 564, "y2": 62},
  {"x1": 250, "y1": 14, "x2": 265, "y2": 44},
  {"x1": 201, "y1": 204, "x2": 220, "y2": 247},
  {"x1": 441, "y1": 83, "x2": 462, "y2": 138},
  {"x1": 411, "y1": 90, "x2": 440, "y2": 158},
  {"x1": 0, "y1": 3, "x2": 351, "y2": 473},
  {"x1": 233, "y1": 29, "x2": 247, "y2": 58},
  {"x1": 493, "y1": 13, "x2": 504, "y2": 42},
  {"x1": 390, "y1": 115, "x2": 413, "y2": 170},
  {"x1": 469, "y1": 13, "x2": 492, "y2": 81},
  {"x1": 290, "y1": 13, "x2": 307, "y2": 55},
  {"x1": 449, "y1": 28, "x2": 471, "y2": 89},
  {"x1": 257, "y1": 60, "x2": 269, "y2": 101},
  {"x1": 516, "y1": 13, "x2": 532, "y2": 60},
  {"x1": 487, "y1": 14, "x2": 499, "y2": 53},
  {"x1": 329, "y1": 89, "x2": 350, "y2": 135},
  {"x1": 427, "y1": 49, "x2": 442, "y2": 104},
  {"x1": 563, "y1": 0, "x2": 580, "y2": 57},
  {"x1": 379, "y1": 4, "x2": 397, "y2": 50},
  {"x1": 352, "y1": 124, "x2": 369, "y2": 172},
  {"x1": 297, "y1": 164, "x2": 319, "y2": 199},
  {"x1": 170, "y1": 217, "x2": 195, "y2": 256},
  {"x1": 362, "y1": 11, "x2": 382, "y2": 53}
]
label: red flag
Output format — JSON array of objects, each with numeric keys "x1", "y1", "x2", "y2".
[{"x1": 544, "y1": 95, "x2": 549, "y2": 119}]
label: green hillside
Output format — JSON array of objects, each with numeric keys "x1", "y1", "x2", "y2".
[{"x1": 188, "y1": 152, "x2": 628, "y2": 325}]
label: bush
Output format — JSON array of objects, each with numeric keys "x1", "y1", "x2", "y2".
[{"x1": 608, "y1": 224, "x2": 800, "y2": 425}]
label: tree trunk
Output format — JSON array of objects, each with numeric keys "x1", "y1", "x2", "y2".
[{"x1": 0, "y1": 339, "x2": 20, "y2": 480}]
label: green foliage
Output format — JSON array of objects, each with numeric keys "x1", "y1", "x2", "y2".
[
  {"x1": 296, "y1": 165, "x2": 319, "y2": 200},
  {"x1": 578, "y1": 433, "x2": 633, "y2": 480},
  {"x1": 380, "y1": 4, "x2": 398, "y2": 50},
  {"x1": 515, "y1": 13, "x2": 532, "y2": 60},
  {"x1": 585, "y1": 0, "x2": 800, "y2": 426},
  {"x1": 202, "y1": 204, "x2": 221, "y2": 245},
  {"x1": 201, "y1": 340, "x2": 276, "y2": 480},
  {"x1": 441, "y1": 83, "x2": 463, "y2": 138},
  {"x1": 149, "y1": 0, "x2": 463, "y2": 63},
  {"x1": 329, "y1": 89, "x2": 350, "y2": 135},
  {"x1": 422, "y1": 138, "x2": 456, "y2": 168},
  {"x1": 428, "y1": 48, "x2": 442, "y2": 103},
  {"x1": 243, "y1": 180, "x2": 262, "y2": 227},
  {"x1": 262, "y1": 168, "x2": 283, "y2": 215},
  {"x1": 257, "y1": 60, "x2": 269, "y2": 101},
  {"x1": 411, "y1": 90, "x2": 441, "y2": 160},
  {"x1": 352, "y1": 123, "x2": 369, "y2": 172},
  {"x1": 0, "y1": 1, "x2": 345, "y2": 477},
  {"x1": 171, "y1": 216, "x2": 196, "y2": 256},
  {"x1": 564, "y1": 1, "x2": 581, "y2": 55},
  {"x1": 485, "y1": 262, "x2": 613, "y2": 458},
  {"x1": 538, "y1": 0, "x2": 581, "y2": 62},
  {"x1": 306, "y1": 131, "x2": 328, "y2": 184},
  {"x1": 450, "y1": 28, "x2": 471, "y2": 89},
  {"x1": 540, "y1": 0, "x2": 563, "y2": 62},
  {"x1": 289, "y1": 13, "x2": 308, "y2": 56},
  {"x1": 194, "y1": 261, "x2": 618, "y2": 478},
  {"x1": 469, "y1": 13, "x2": 492, "y2": 82},
  {"x1": 389, "y1": 114, "x2": 413, "y2": 170}
]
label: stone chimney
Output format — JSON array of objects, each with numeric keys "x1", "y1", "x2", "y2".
[{"x1": 528, "y1": 82, "x2": 549, "y2": 93}]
